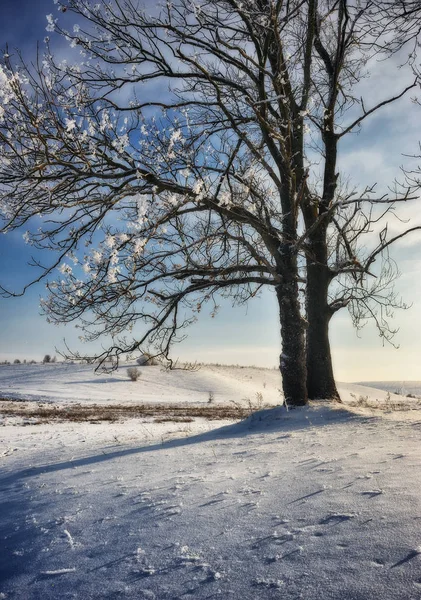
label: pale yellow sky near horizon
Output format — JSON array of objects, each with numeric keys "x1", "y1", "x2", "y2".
[{"x1": 1, "y1": 252, "x2": 420, "y2": 383}]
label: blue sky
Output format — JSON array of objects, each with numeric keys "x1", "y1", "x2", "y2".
[{"x1": 0, "y1": 0, "x2": 421, "y2": 381}]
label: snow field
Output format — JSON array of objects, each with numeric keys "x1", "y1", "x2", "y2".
[
  {"x1": 0, "y1": 365, "x2": 420, "y2": 599},
  {"x1": 0, "y1": 362, "x2": 284, "y2": 407}
]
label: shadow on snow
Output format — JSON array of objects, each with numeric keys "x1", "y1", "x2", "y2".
[{"x1": 0, "y1": 404, "x2": 374, "y2": 488}]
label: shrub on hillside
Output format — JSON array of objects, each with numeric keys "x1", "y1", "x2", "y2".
[
  {"x1": 43, "y1": 354, "x2": 51, "y2": 364},
  {"x1": 136, "y1": 352, "x2": 159, "y2": 366},
  {"x1": 14, "y1": 359, "x2": 21, "y2": 364},
  {"x1": 127, "y1": 367, "x2": 141, "y2": 381}
]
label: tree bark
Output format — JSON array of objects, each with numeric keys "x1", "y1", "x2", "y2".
[
  {"x1": 276, "y1": 260, "x2": 308, "y2": 407},
  {"x1": 306, "y1": 226, "x2": 340, "y2": 401}
]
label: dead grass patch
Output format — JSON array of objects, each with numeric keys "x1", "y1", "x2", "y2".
[
  {"x1": 0, "y1": 399, "x2": 263, "y2": 424},
  {"x1": 154, "y1": 417, "x2": 194, "y2": 424},
  {"x1": 348, "y1": 392, "x2": 421, "y2": 412}
]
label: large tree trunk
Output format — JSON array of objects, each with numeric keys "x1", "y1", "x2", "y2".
[
  {"x1": 306, "y1": 264, "x2": 339, "y2": 400},
  {"x1": 306, "y1": 226, "x2": 340, "y2": 401},
  {"x1": 276, "y1": 258, "x2": 308, "y2": 407}
]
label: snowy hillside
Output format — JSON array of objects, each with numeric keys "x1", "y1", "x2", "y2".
[
  {"x1": 1, "y1": 363, "x2": 421, "y2": 599},
  {"x1": 0, "y1": 362, "x2": 284, "y2": 406},
  {"x1": 1, "y1": 361, "x2": 419, "y2": 408}
]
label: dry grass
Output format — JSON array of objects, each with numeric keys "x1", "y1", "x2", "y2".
[
  {"x1": 0, "y1": 399, "x2": 259, "y2": 424},
  {"x1": 348, "y1": 392, "x2": 421, "y2": 412},
  {"x1": 154, "y1": 417, "x2": 194, "y2": 424}
]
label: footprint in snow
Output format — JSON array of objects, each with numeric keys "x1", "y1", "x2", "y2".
[
  {"x1": 252, "y1": 577, "x2": 284, "y2": 589},
  {"x1": 137, "y1": 590, "x2": 156, "y2": 599},
  {"x1": 319, "y1": 513, "x2": 354, "y2": 525},
  {"x1": 370, "y1": 559, "x2": 385, "y2": 567},
  {"x1": 199, "y1": 498, "x2": 225, "y2": 507},
  {"x1": 360, "y1": 490, "x2": 383, "y2": 498}
]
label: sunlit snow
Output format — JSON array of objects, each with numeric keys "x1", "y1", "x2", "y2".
[{"x1": 0, "y1": 363, "x2": 420, "y2": 599}]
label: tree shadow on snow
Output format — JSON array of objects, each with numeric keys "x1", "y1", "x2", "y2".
[
  {"x1": 0, "y1": 404, "x2": 374, "y2": 488},
  {"x1": 0, "y1": 479, "x2": 51, "y2": 587}
]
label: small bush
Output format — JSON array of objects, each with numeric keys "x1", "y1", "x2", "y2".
[
  {"x1": 136, "y1": 352, "x2": 159, "y2": 366},
  {"x1": 356, "y1": 394, "x2": 369, "y2": 407},
  {"x1": 230, "y1": 393, "x2": 268, "y2": 418},
  {"x1": 127, "y1": 366, "x2": 141, "y2": 381},
  {"x1": 13, "y1": 359, "x2": 21, "y2": 364},
  {"x1": 43, "y1": 354, "x2": 51, "y2": 364},
  {"x1": 384, "y1": 392, "x2": 399, "y2": 411}
]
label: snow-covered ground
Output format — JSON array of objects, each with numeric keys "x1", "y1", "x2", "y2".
[
  {"x1": 356, "y1": 381, "x2": 421, "y2": 398},
  {"x1": 0, "y1": 362, "x2": 284, "y2": 406},
  {"x1": 1, "y1": 363, "x2": 421, "y2": 599}
]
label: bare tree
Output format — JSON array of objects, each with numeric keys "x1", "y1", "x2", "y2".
[
  {"x1": 1, "y1": 0, "x2": 313, "y2": 405},
  {"x1": 0, "y1": 0, "x2": 419, "y2": 406},
  {"x1": 369, "y1": 1, "x2": 421, "y2": 193},
  {"x1": 293, "y1": 0, "x2": 420, "y2": 399}
]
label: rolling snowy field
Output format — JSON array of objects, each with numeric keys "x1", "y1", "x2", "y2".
[
  {"x1": 357, "y1": 381, "x2": 421, "y2": 398},
  {"x1": 1, "y1": 363, "x2": 421, "y2": 599}
]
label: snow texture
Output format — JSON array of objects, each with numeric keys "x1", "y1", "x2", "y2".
[{"x1": 0, "y1": 363, "x2": 421, "y2": 599}]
